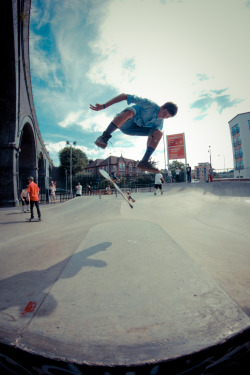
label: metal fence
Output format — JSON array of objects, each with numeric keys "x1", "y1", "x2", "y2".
[{"x1": 30, "y1": 166, "x2": 250, "y2": 204}]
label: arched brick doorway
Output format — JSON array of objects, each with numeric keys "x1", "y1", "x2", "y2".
[{"x1": 19, "y1": 122, "x2": 36, "y2": 190}]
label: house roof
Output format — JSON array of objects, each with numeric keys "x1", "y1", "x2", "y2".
[
  {"x1": 85, "y1": 159, "x2": 104, "y2": 168},
  {"x1": 228, "y1": 112, "x2": 250, "y2": 124},
  {"x1": 85, "y1": 155, "x2": 138, "y2": 169}
]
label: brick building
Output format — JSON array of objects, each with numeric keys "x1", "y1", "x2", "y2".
[
  {"x1": 228, "y1": 112, "x2": 250, "y2": 178},
  {"x1": 194, "y1": 162, "x2": 210, "y2": 182},
  {"x1": 85, "y1": 155, "x2": 143, "y2": 177}
]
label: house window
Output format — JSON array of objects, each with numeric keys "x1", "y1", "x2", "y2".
[
  {"x1": 119, "y1": 163, "x2": 125, "y2": 172},
  {"x1": 238, "y1": 136, "x2": 241, "y2": 145},
  {"x1": 240, "y1": 160, "x2": 244, "y2": 169},
  {"x1": 233, "y1": 138, "x2": 237, "y2": 147},
  {"x1": 248, "y1": 120, "x2": 250, "y2": 130},
  {"x1": 235, "y1": 123, "x2": 239, "y2": 133},
  {"x1": 236, "y1": 161, "x2": 239, "y2": 169},
  {"x1": 235, "y1": 149, "x2": 239, "y2": 158},
  {"x1": 239, "y1": 148, "x2": 243, "y2": 157},
  {"x1": 232, "y1": 127, "x2": 235, "y2": 135}
]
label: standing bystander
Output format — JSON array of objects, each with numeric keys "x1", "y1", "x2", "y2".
[
  {"x1": 76, "y1": 182, "x2": 82, "y2": 196},
  {"x1": 27, "y1": 177, "x2": 41, "y2": 221},
  {"x1": 20, "y1": 186, "x2": 30, "y2": 212},
  {"x1": 175, "y1": 168, "x2": 181, "y2": 183},
  {"x1": 86, "y1": 183, "x2": 91, "y2": 196},
  {"x1": 209, "y1": 167, "x2": 214, "y2": 182},
  {"x1": 186, "y1": 164, "x2": 191, "y2": 183},
  {"x1": 50, "y1": 181, "x2": 56, "y2": 203}
]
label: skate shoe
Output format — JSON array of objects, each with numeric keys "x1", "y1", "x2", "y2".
[
  {"x1": 137, "y1": 160, "x2": 160, "y2": 173},
  {"x1": 94, "y1": 131, "x2": 112, "y2": 149}
]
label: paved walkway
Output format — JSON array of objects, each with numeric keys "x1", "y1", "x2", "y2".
[{"x1": 0, "y1": 182, "x2": 250, "y2": 366}]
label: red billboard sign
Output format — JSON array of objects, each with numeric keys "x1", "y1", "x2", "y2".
[{"x1": 167, "y1": 133, "x2": 185, "y2": 160}]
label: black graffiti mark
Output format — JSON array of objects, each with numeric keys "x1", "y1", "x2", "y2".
[
  {"x1": 0, "y1": 354, "x2": 159, "y2": 375},
  {"x1": 0, "y1": 353, "x2": 34, "y2": 375},
  {"x1": 1, "y1": 313, "x2": 17, "y2": 322}
]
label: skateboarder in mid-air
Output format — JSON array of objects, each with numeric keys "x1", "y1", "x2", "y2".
[{"x1": 90, "y1": 94, "x2": 178, "y2": 173}]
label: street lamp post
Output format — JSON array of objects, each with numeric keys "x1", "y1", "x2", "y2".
[
  {"x1": 208, "y1": 146, "x2": 211, "y2": 167},
  {"x1": 208, "y1": 146, "x2": 212, "y2": 182},
  {"x1": 218, "y1": 154, "x2": 225, "y2": 171},
  {"x1": 65, "y1": 169, "x2": 68, "y2": 197},
  {"x1": 66, "y1": 141, "x2": 77, "y2": 198}
]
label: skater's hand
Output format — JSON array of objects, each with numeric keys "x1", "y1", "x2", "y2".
[{"x1": 89, "y1": 103, "x2": 105, "y2": 111}]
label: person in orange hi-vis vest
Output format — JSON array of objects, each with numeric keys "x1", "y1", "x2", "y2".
[{"x1": 27, "y1": 177, "x2": 41, "y2": 221}]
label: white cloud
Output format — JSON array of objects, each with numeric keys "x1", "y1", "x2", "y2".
[
  {"x1": 57, "y1": 109, "x2": 114, "y2": 133},
  {"x1": 58, "y1": 110, "x2": 84, "y2": 128}
]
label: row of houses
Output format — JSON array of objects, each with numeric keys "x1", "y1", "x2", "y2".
[
  {"x1": 85, "y1": 155, "x2": 144, "y2": 177},
  {"x1": 85, "y1": 155, "x2": 210, "y2": 182}
]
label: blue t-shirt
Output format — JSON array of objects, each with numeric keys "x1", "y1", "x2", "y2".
[{"x1": 127, "y1": 94, "x2": 163, "y2": 130}]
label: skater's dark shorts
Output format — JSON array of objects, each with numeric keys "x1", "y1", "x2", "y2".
[
  {"x1": 119, "y1": 106, "x2": 156, "y2": 136},
  {"x1": 154, "y1": 184, "x2": 162, "y2": 189}
]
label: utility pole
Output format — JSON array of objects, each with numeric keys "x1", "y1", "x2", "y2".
[{"x1": 66, "y1": 141, "x2": 77, "y2": 198}]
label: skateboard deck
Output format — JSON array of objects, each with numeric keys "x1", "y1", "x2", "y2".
[{"x1": 99, "y1": 169, "x2": 133, "y2": 209}]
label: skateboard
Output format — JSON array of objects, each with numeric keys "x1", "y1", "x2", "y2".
[
  {"x1": 26, "y1": 218, "x2": 41, "y2": 222},
  {"x1": 99, "y1": 169, "x2": 133, "y2": 209}
]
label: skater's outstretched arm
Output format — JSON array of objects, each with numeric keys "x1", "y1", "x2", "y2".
[{"x1": 90, "y1": 93, "x2": 127, "y2": 111}]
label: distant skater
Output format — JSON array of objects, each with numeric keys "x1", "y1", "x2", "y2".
[
  {"x1": 90, "y1": 94, "x2": 178, "y2": 173},
  {"x1": 27, "y1": 177, "x2": 41, "y2": 221},
  {"x1": 154, "y1": 173, "x2": 165, "y2": 195}
]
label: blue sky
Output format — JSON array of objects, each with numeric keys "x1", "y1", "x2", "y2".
[{"x1": 30, "y1": 0, "x2": 250, "y2": 170}]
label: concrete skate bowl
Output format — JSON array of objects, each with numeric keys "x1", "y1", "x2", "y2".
[{"x1": 0, "y1": 182, "x2": 250, "y2": 374}]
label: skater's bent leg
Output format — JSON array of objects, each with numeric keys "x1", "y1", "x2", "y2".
[
  {"x1": 141, "y1": 130, "x2": 163, "y2": 162},
  {"x1": 104, "y1": 110, "x2": 134, "y2": 136},
  {"x1": 95, "y1": 109, "x2": 135, "y2": 149},
  {"x1": 112, "y1": 110, "x2": 134, "y2": 128},
  {"x1": 147, "y1": 129, "x2": 163, "y2": 149}
]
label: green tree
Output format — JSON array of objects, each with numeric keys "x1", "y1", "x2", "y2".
[
  {"x1": 59, "y1": 147, "x2": 89, "y2": 175},
  {"x1": 169, "y1": 160, "x2": 185, "y2": 172}
]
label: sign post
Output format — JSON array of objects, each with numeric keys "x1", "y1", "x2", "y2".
[{"x1": 166, "y1": 133, "x2": 187, "y2": 181}]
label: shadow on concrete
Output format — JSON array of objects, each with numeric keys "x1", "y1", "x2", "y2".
[
  {"x1": 0, "y1": 221, "x2": 28, "y2": 224},
  {"x1": 0, "y1": 242, "x2": 111, "y2": 319}
]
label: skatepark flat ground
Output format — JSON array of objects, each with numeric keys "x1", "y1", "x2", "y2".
[{"x1": 0, "y1": 182, "x2": 250, "y2": 368}]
